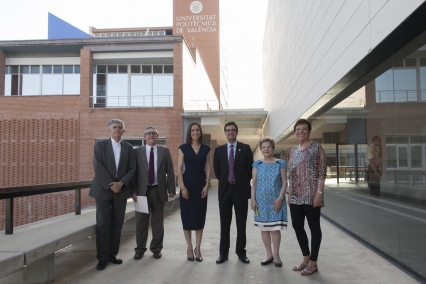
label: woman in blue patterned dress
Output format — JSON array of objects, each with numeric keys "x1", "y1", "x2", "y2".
[{"x1": 250, "y1": 137, "x2": 287, "y2": 267}]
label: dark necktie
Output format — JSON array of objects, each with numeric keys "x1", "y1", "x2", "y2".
[
  {"x1": 228, "y1": 144, "x2": 235, "y2": 182},
  {"x1": 149, "y1": 147, "x2": 155, "y2": 185}
]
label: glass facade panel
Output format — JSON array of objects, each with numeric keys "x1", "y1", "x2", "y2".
[
  {"x1": 313, "y1": 37, "x2": 426, "y2": 278},
  {"x1": 106, "y1": 74, "x2": 127, "y2": 107},
  {"x1": 30, "y1": 65, "x2": 40, "y2": 74},
  {"x1": 411, "y1": 145, "x2": 422, "y2": 168},
  {"x1": 42, "y1": 65, "x2": 52, "y2": 74},
  {"x1": 63, "y1": 74, "x2": 80, "y2": 95},
  {"x1": 42, "y1": 74, "x2": 62, "y2": 95},
  {"x1": 130, "y1": 75, "x2": 152, "y2": 106},
  {"x1": 142, "y1": 65, "x2": 152, "y2": 73},
  {"x1": 64, "y1": 65, "x2": 73, "y2": 74},
  {"x1": 153, "y1": 75, "x2": 173, "y2": 107},
  {"x1": 22, "y1": 74, "x2": 40, "y2": 95}
]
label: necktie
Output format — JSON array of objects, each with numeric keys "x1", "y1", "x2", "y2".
[
  {"x1": 149, "y1": 147, "x2": 155, "y2": 185},
  {"x1": 228, "y1": 144, "x2": 235, "y2": 182}
]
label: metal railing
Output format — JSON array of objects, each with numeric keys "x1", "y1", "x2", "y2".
[
  {"x1": 375, "y1": 90, "x2": 426, "y2": 103},
  {"x1": 89, "y1": 95, "x2": 173, "y2": 108},
  {"x1": 0, "y1": 181, "x2": 92, "y2": 234},
  {"x1": 184, "y1": 100, "x2": 220, "y2": 110}
]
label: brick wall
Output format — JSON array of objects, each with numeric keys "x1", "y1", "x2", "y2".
[{"x1": 0, "y1": 43, "x2": 185, "y2": 231}]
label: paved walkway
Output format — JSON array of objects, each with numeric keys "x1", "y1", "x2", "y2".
[{"x1": 53, "y1": 181, "x2": 419, "y2": 284}]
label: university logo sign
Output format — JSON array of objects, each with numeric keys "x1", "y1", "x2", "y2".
[{"x1": 190, "y1": 1, "x2": 203, "y2": 14}]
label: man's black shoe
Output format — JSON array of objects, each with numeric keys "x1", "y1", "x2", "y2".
[
  {"x1": 108, "y1": 255, "x2": 123, "y2": 264},
  {"x1": 153, "y1": 251, "x2": 162, "y2": 259},
  {"x1": 216, "y1": 255, "x2": 228, "y2": 264},
  {"x1": 134, "y1": 252, "x2": 144, "y2": 260},
  {"x1": 96, "y1": 259, "x2": 108, "y2": 270},
  {"x1": 238, "y1": 256, "x2": 250, "y2": 264}
]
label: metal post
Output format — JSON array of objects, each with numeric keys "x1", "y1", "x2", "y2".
[
  {"x1": 75, "y1": 189, "x2": 81, "y2": 215},
  {"x1": 5, "y1": 198, "x2": 13, "y2": 234},
  {"x1": 336, "y1": 144, "x2": 340, "y2": 184},
  {"x1": 354, "y1": 143, "x2": 359, "y2": 183}
]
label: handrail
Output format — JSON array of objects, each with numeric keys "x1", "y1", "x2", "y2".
[{"x1": 0, "y1": 181, "x2": 92, "y2": 235}]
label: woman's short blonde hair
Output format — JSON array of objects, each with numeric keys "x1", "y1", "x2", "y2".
[{"x1": 259, "y1": 136, "x2": 275, "y2": 149}]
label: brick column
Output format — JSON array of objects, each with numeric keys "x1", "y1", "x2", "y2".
[
  {"x1": 173, "y1": 42, "x2": 183, "y2": 110},
  {"x1": 0, "y1": 50, "x2": 6, "y2": 96},
  {"x1": 80, "y1": 48, "x2": 93, "y2": 106}
]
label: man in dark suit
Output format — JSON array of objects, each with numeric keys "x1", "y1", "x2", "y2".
[
  {"x1": 214, "y1": 121, "x2": 253, "y2": 264},
  {"x1": 89, "y1": 119, "x2": 136, "y2": 270},
  {"x1": 132, "y1": 126, "x2": 175, "y2": 260}
]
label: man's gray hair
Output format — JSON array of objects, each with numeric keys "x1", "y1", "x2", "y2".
[
  {"x1": 144, "y1": 126, "x2": 157, "y2": 134},
  {"x1": 108, "y1": 119, "x2": 125, "y2": 129}
]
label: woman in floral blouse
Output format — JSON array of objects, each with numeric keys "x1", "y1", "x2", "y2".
[{"x1": 288, "y1": 119, "x2": 326, "y2": 276}]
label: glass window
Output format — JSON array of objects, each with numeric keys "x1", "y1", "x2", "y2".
[
  {"x1": 97, "y1": 65, "x2": 106, "y2": 74},
  {"x1": 153, "y1": 75, "x2": 173, "y2": 106},
  {"x1": 63, "y1": 74, "x2": 80, "y2": 95},
  {"x1": 153, "y1": 65, "x2": 163, "y2": 73},
  {"x1": 411, "y1": 146, "x2": 423, "y2": 168},
  {"x1": 108, "y1": 65, "x2": 117, "y2": 73},
  {"x1": 398, "y1": 146, "x2": 408, "y2": 168},
  {"x1": 74, "y1": 65, "x2": 80, "y2": 74},
  {"x1": 131, "y1": 65, "x2": 141, "y2": 73},
  {"x1": 5, "y1": 66, "x2": 9, "y2": 74},
  {"x1": 164, "y1": 65, "x2": 173, "y2": 73},
  {"x1": 20, "y1": 65, "x2": 30, "y2": 74},
  {"x1": 42, "y1": 65, "x2": 52, "y2": 74},
  {"x1": 107, "y1": 74, "x2": 128, "y2": 107},
  {"x1": 131, "y1": 75, "x2": 152, "y2": 106},
  {"x1": 405, "y1": 58, "x2": 417, "y2": 67},
  {"x1": 22, "y1": 74, "x2": 40, "y2": 95},
  {"x1": 386, "y1": 146, "x2": 397, "y2": 168},
  {"x1": 53, "y1": 65, "x2": 63, "y2": 74},
  {"x1": 396, "y1": 136, "x2": 409, "y2": 143},
  {"x1": 118, "y1": 65, "x2": 128, "y2": 74},
  {"x1": 42, "y1": 74, "x2": 62, "y2": 95},
  {"x1": 64, "y1": 65, "x2": 73, "y2": 74},
  {"x1": 11, "y1": 66, "x2": 19, "y2": 74},
  {"x1": 123, "y1": 139, "x2": 143, "y2": 148},
  {"x1": 142, "y1": 65, "x2": 152, "y2": 73},
  {"x1": 118, "y1": 33, "x2": 123, "y2": 37},
  {"x1": 30, "y1": 65, "x2": 40, "y2": 74}
]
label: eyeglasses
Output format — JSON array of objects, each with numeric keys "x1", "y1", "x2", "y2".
[
  {"x1": 225, "y1": 129, "x2": 237, "y2": 133},
  {"x1": 145, "y1": 132, "x2": 158, "y2": 136}
]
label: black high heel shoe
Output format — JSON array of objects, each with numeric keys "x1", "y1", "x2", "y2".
[
  {"x1": 187, "y1": 249, "x2": 194, "y2": 261},
  {"x1": 194, "y1": 248, "x2": 203, "y2": 262}
]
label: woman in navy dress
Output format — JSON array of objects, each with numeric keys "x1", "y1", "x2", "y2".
[{"x1": 178, "y1": 121, "x2": 211, "y2": 262}]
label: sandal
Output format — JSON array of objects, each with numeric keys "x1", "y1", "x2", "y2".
[
  {"x1": 301, "y1": 262, "x2": 318, "y2": 276},
  {"x1": 292, "y1": 261, "x2": 308, "y2": 271}
]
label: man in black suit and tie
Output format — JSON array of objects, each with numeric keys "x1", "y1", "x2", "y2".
[
  {"x1": 89, "y1": 119, "x2": 136, "y2": 270},
  {"x1": 132, "y1": 126, "x2": 175, "y2": 260},
  {"x1": 214, "y1": 121, "x2": 253, "y2": 264}
]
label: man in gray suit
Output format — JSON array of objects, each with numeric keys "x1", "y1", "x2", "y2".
[
  {"x1": 89, "y1": 119, "x2": 136, "y2": 270},
  {"x1": 132, "y1": 126, "x2": 175, "y2": 260}
]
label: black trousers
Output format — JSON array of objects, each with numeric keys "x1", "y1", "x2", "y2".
[
  {"x1": 290, "y1": 204, "x2": 322, "y2": 262},
  {"x1": 219, "y1": 183, "x2": 248, "y2": 258},
  {"x1": 95, "y1": 194, "x2": 127, "y2": 261}
]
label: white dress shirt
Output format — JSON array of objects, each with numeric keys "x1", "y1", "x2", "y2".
[
  {"x1": 111, "y1": 138, "x2": 121, "y2": 176},
  {"x1": 146, "y1": 144, "x2": 158, "y2": 185}
]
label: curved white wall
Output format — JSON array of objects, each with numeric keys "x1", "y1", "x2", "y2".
[{"x1": 263, "y1": 0, "x2": 424, "y2": 141}]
